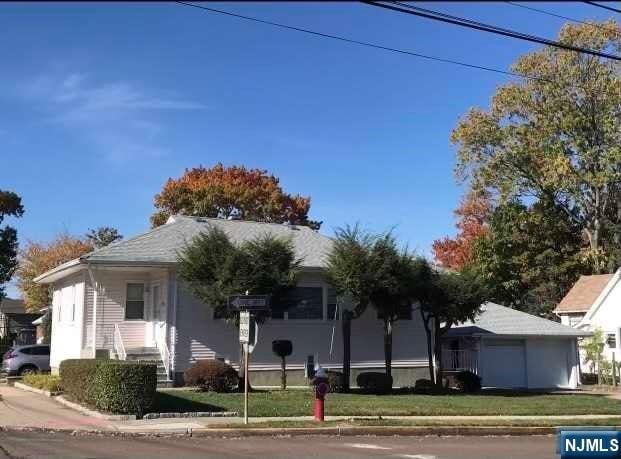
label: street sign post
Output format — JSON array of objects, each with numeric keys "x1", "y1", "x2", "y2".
[{"x1": 233, "y1": 294, "x2": 268, "y2": 425}]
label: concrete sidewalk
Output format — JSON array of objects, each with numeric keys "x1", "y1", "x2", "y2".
[
  {"x1": 0, "y1": 385, "x2": 114, "y2": 431},
  {"x1": 1, "y1": 384, "x2": 620, "y2": 435}
]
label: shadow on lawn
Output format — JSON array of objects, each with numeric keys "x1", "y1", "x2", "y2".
[{"x1": 154, "y1": 391, "x2": 228, "y2": 413}]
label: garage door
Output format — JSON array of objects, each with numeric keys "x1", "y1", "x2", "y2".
[
  {"x1": 527, "y1": 339, "x2": 571, "y2": 388},
  {"x1": 482, "y1": 339, "x2": 526, "y2": 388}
]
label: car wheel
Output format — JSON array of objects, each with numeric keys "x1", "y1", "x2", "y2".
[{"x1": 18, "y1": 365, "x2": 37, "y2": 376}]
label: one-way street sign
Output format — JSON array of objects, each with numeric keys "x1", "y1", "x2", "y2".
[{"x1": 228, "y1": 294, "x2": 270, "y2": 312}]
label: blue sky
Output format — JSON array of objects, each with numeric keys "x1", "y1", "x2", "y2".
[{"x1": 1, "y1": 2, "x2": 615, "y2": 298}]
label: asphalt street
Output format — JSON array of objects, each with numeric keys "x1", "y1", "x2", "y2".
[{"x1": 0, "y1": 431, "x2": 559, "y2": 459}]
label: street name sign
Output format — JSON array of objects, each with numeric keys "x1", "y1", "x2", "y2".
[{"x1": 228, "y1": 295, "x2": 270, "y2": 312}]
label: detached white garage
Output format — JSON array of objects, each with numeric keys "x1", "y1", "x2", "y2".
[{"x1": 442, "y1": 303, "x2": 589, "y2": 389}]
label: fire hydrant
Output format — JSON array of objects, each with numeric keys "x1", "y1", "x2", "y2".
[{"x1": 312, "y1": 366, "x2": 330, "y2": 421}]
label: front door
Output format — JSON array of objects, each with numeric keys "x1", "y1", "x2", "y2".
[{"x1": 146, "y1": 282, "x2": 166, "y2": 348}]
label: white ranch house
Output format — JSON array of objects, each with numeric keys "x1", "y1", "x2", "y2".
[{"x1": 35, "y1": 215, "x2": 585, "y2": 388}]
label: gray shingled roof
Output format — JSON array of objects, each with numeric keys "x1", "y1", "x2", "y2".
[
  {"x1": 0, "y1": 298, "x2": 26, "y2": 314},
  {"x1": 83, "y1": 216, "x2": 333, "y2": 269},
  {"x1": 446, "y1": 302, "x2": 589, "y2": 337}
]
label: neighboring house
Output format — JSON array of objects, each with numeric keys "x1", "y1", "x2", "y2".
[
  {"x1": 555, "y1": 271, "x2": 621, "y2": 365},
  {"x1": 442, "y1": 302, "x2": 587, "y2": 389},
  {"x1": 0, "y1": 298, "x2": 42, "y2": 345},
  {"x1": 34, "y1": 215, "x2": 431, "y2": 387},
  {"x1": 32, "y1": 308, "x2": 50, "y2": 344}
]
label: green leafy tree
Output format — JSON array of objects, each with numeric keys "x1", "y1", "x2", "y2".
[
  {"x1": 368, "y1": 234, "x2": 425, "y2": 378},
  {"x1": 581, "y1": 327, "x2": 605, "y2": 374},
  {"x1": 452, "y1": 20, "x2": 621, "y2": 273},
  {"x1": 0, "y1": 191, "x2": 24, "y2": 300},
  {"x1": 469, "y1": 199, "x2": 589, "y2": 316},
  {"x1": 177, "y1": 226, "x2": 300, "y2": 389},
  {"x1": 325, "y1": 225, "x2": 376, "y2": 391},
  {"x1": 419, "y1": 267, "x2": 486, "y2": 385},
  {"x1": 86, "y1": 227, "x2": 123, "y2": 249},
  {"x1": 327, "y1": 225, "x2": 425, "y2": 381}
]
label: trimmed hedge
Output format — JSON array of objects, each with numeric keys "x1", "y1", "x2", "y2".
[
  {"x1": 60, "y1": 359, "x2": 156, "y2": 416},
  {"x1": 356, "y1": 372, "x2": 393, "y2": 394}
]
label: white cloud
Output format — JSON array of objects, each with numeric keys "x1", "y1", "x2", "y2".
[{"x1": 18, "y1": 72, "x2": 205, "y2": 162}]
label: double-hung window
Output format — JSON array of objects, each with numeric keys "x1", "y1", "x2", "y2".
[{"x1": 125, "y1": 283, "x2": 145, "y2": 320}]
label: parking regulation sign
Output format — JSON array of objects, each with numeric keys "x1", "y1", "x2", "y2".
[{"x1": 239, "y1": 311, "x2": 251, "y2": 343}]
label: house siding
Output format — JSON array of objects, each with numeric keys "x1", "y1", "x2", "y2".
[
  {"x1": 585, "y1": 277, "x2": 621, "y2": 362},
  {"x1": 173, "y1": 270, "x2": 430, "y2": 385},
  {"x1": 83, "y1": 269, "x2": 168, "y2": 354},
  {"x1": 50, "y1": 272, "x2": 86, "y2": 370}
]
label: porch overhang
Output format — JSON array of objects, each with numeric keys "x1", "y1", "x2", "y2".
[{"x1": 34, "y1": 258, "x2": 176, "y2": 284}]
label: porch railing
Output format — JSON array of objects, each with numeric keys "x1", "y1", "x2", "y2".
[
  {"x1": 113, "y1": 324, "x2": 126, "y2": 361},
  {"x1": 156, "y1": 323, "x2": 171, "y2": 380},
  {"x1": 442, "y1": 349, "x2": 478, "y2": 374}
]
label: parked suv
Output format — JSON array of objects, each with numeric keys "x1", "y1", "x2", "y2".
[{"x1": 2, "y1": 345, "x2": 50, "y2": 376}]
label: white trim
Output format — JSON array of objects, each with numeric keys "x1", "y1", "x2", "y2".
[
  {"x1": 581, "y1": 268, "x2": 621, "y2": 324},
  {"x1": 170, "y1": 272, "x2": 178, "y2": 373},
  {"x1": 34, "y1": 258, "x2": 83, "y2": 284},
  {"x1": 234, "y1": 360, "x2": 430, "y2": 371}
]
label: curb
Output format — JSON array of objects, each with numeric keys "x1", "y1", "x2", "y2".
[
  {"x1": 54, "y1": 396, "x2": 136, "y2": 421},
  {"x1": 143, "y1": 411, "x2": 239, "y2": 419},
  {"x1": 0, "y1": 424, "x2": 557, "y2": 438},
  {"x1": 190, "y1": 425, "x2": 557, "y2": 438},
  {"x1": 13, "y1": 382, "x2": 62, "y2": 398}
]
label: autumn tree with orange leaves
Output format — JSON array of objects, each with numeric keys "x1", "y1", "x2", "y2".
[
  {"x1": 17, "y1": 234, "x2": 93, "y2": 311},
  {"x1": 151, "y1": 164, "x2": 321, "y2": 229},
  {"x1": 432, "y1": 191, "x2": 491, "y2": 270}
]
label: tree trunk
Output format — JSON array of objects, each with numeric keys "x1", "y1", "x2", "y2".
[
  {"x1": 384, "y1": 318, "x2": 392, "y2": 378},
  {"x1": 420, "y1": 309, "x2": 434, "y2": 383},
  {"x1": 342, "y1": 309, "x2": 352, "y2": 392},
  {"x1": 280, "y1": 356, "x2": 287, "y2": 390}
]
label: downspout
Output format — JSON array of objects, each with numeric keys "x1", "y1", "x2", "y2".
[{"x1": 86, "y1": 262, "x2": 98, "y2": 359}]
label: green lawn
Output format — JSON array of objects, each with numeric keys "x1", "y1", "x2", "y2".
[{"x1": 155, "y1": 389, "x2": 621, "y2": 417}]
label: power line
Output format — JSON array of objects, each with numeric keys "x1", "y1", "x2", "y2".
[
  {"x1": 583, "y1": 1, "x2": 621, "y2": 14},
  {"x1": 362, "y1": 1, "x2": 621, "y2": 61},
  {"x1": 173, "y1": 1, "x2": 550, "y2": 83},
  {"x1": 505, "y1": 1, "x2": 619, "y2": 33}
]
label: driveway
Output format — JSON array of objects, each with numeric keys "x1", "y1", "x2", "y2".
[{"x1": 0, "y1": 385, "x2": 113, "y2": 431}]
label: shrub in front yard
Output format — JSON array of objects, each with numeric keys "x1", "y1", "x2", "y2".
[
  {"x1": 22, "y1": 374, "x2": 62, "y2": 392},
  {"x1": 356, "y1": 372, "x2": 393, "y2": 394},
  {"x1": 184, "y1": 359, "x2": 239, "y2": 392},
  {"x1": 94, "y1": 360, "x2": 157, "y2": 416},
  {"x1": 60, "y1": 359, "x2": 156, "y2": 416},
  {"x1": 59, "y1": 359, "x2": 99, "y2": 405},
  {"x1": 325, "y1": 370, "x2": 346, "y2": 393},
  {"x1": 454, "y1": 371, "x2": 482, "y2": 393}
]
